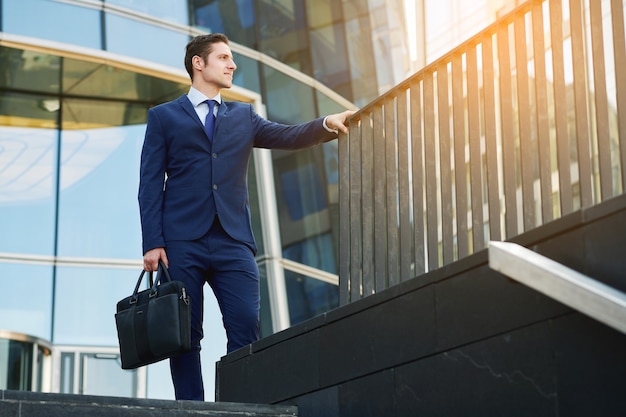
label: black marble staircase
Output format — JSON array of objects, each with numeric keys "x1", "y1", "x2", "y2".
[{"x1": 0, "y1": 390, "x2": 298, "y2": 417}]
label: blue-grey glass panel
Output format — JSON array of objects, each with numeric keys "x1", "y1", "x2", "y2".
[
  {"x1": 62, "y1": 57, "x2": 188, "y2": 102},
  {"x1": 57, "y1": 102, "x2": 145, "y2": 259},
  {"x1": 233, "y1": 52, "x2": 261, "y2": 95},
  {"x1": 191, "y1": 0, "x2": 256, "y2": 47},
  {"x1": 273, "y1": 148, "x2": 335, "y2": 265},
  {"x1": 262, "y1": 65, "x2": 316, "y2": 123},
  {"x1": 0, "y1": 47, "x2": 60, "y2": 94},
  {"x1": 3, "y1": 0, "x2": 101, "y2": 49},
  {"x1": 0, "y1": 120, "x2": 57, "y2": 255},
  {"x1": 309, "y1": 24, "x2": 351, "y2": 99},
  {"x1": 257, "y1": 0, "x2": 311, "y2": 75},
  {"x1": 53, "y1": 266, "x2": 140, "y2": 345},
  {"x1": 105, "y1": 0, "x2": 188, "y2": 25},
  {"x1": 0, "y1": 263, "x2": 53, "y2": 340},
  {"x1": 283, "y1": 232, "x2": 337, "y2": 275},
  {"x1": 0, "y1": 339, "x2": 33, "y2": 390},
  {"x1": 105, "y1": 13, "x2": 188, "y2": 69},
  {"x1": 284, "y1": 266, "x2": 338, "y2": 326},
  {"x1": 81, "y1": 353, "x2": 136, "y2": 396}
]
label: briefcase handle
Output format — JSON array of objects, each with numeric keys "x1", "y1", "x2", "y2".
[{"x1": 130, "y1": 260, "x2": 173, "y2": 304}]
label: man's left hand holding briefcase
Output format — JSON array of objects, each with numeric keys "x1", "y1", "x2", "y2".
[{"x1": 115, "y1": 260, "x2": 191, "y2": 369}]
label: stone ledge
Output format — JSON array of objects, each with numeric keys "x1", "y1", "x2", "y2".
[{"x1": 0, "y1": 390, "x2": 297, "y2": 417}]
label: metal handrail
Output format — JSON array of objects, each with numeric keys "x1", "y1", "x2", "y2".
[{"x1": 488, "y1": 241, "x2": 626, "y2": 335}]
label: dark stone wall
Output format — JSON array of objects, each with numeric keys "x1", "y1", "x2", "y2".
[{"x1": 216, "y1": 194, "x2": 626, "y2": 417}]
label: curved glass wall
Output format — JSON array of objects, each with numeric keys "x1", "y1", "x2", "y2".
[
  {"x1": 0, "y1": 0, "x2": 365, "y2": 400},
  {"x1": 0, "y1": 331, "x2": 52, "y2": 392}
]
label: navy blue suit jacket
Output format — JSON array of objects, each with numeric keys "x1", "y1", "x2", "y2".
[{"x1": 138, "y1": 94, "x2": 337, "y2": 255}]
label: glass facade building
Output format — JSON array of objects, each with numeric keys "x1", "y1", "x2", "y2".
[
  {"x1": 0, "y1": 0, "x2": 535, "y2": 402},
  {"x1": 0, "y1": 0, "x2": 417, "y2": 401}
]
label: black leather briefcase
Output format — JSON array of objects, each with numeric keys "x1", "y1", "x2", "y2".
[{"x1": 115, "y1": 260, "x2": 191, "y2": 369}]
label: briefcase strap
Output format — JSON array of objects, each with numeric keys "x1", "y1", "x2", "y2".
[{"x1": 131, "y1": 260, "x2": 173, "y2": 304}]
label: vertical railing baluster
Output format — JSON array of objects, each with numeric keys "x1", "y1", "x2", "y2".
[
  {"x1": 397, "y1": 89, "x2": 413, "y2": 281},
  {"x1": 612, "y1": 0, "x2": 626, "y2": 191},
  {"x1": 338, "y1": 121, "x2": 351, "y2": 306},
  {"x1": 372, "y1": 104, "x2": 388, "y2": 291},
  {"x1": 482, "y1": 32, "x2": 502, "y2": 242},
  {"x1": 515, "y1": 11, "x2": 536, "y2": 232},
  {"x1": 549, "y1": 0, "x2": 573, "y2": 215},
  {"x1": 385, "y1": 96, "x2": 400, "y2": 286},
  {"x1": 532, "y1": 0, "x2": 554, "y2": 224},
  {"x1": 570, "y1": 0, "x2": 594, "y2": 207},
  {"x1": 589, "y1": 0, "x2": 614, "y2": 200},
  {"x1": 437, "y1": 62, "x2": 455, "y2": 263},
  {"x1": 467, "y1": 43, "x2": 485, "y2": 251},
  {"x1": 424, "y1": 72, "x2": 439, "y2": 270},
  {"x1": 452, "y1": 53, "x2": 469, "y2": 258},
  {"x1": 498, "y1": 21, "x2": 519, "y2": 238},
  {"x1": 349, "y1": 116, "x2": 363, "y2": 302},
  {"x1": 411, "y1": 78, "x2": 426, "y2": 274},
  {"x1": 361, "y1": 112, "x2": 375, "y2": 297}
]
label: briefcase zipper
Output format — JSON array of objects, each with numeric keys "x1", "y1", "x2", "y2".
[{"x1": 181, "y1": 287, "x2": 189, "y2": 305}]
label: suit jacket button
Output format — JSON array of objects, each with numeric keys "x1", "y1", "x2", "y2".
[
  {"x1": 213, "y1": 184, "x2": 218, "y2": 190},
  {"x1": 212, "y1": 153, "x2": 218, "y2": 158}
]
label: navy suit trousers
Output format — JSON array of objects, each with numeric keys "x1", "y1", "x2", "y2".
[{"x1": 165, "y1": 218, "x2": 260, "y2": 401}]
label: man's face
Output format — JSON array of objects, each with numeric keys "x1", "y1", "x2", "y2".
[{"x1": 197, "y1": 42, "x2": 237, "y2": 89}]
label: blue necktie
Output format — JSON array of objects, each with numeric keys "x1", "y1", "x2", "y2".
[{"x1": 204, "y1": 100, "x2": 217, "y2": 141}]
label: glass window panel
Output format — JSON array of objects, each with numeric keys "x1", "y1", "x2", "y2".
[
  {"x1": 81, "y1": 353, "x2": 136, "y2": 396},
  {"x1": 105, "y1": 0, "x2": 188, "y2": 25},
  {"x1": 53, "y1": 267, "x2": 140, "y2": 345},
  {"x1": 62, "y1": 58, "x2": 188, "y2": 102},
  {"x1": 263, "y1": 65, "x2": 316, "y2": 123},
  {"x1": 257, "y1": 0, "x2": 311, "y2": 75},
  {"x1": 310, "y1": 24, "x2": 352, "y2": 99},
  {"x1": 0, "y1": 122, "x2": 57, "y2": 255},
  {"x1": 0, "y1": 46, "x2": 61, "y2": 94},
  {"x1": 59, "y1": 352, "x2": 75, "y2": 394},
  {"x1": 0, "y1": 264, "x2": 54, "y2": 340},
  {"x1": 273, "y1": 149, "x2": 333, "y2": 253},
  {"x1": 3, "y1": 0, "x2": 101, "y2": 49},
  {"x1": 284, "y1": 269, "x2": 338, "y2": 325},
  {"x1": 105, "y1": 13, "x2": 189, "y2": 69},
  {"x1": 233, "y1": 52, "x2": 261, "y2": 95},
  {"x1": 0, "y1": 339, "x2": 33, "y2": 390},
  {"x1": 191, "y1": 0, "x2": 256, "y2": 47},
  {"x1": 283, "y1": 232, "x2": 337, "y2": 275},
  {"x1": 57, "y1": 101, "x2": 145, "y2": 258}
]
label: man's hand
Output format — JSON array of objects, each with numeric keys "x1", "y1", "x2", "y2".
[
  {"x1": 143, "y1": 247, "x2": 168, "y2": 271},
  {"x1": 325, "y1": 109, "x2": 357, "y2": 134}
]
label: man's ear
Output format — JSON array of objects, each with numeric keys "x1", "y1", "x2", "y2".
[{"x1": 192, "y1": 55, "x2": 204, "y2": 71}]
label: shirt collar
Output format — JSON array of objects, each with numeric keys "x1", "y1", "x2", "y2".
[{"x1": 188, "y1": 86, "x2": 222, "y2": 107}]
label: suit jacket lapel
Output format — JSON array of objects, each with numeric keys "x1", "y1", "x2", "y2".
[{"x1": 177, "y1": 95, "x2": 204, "y2": 130}]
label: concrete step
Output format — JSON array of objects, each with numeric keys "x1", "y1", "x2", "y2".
[{"x1": 0, "y1": 390, "x2": 297, "y2": 417}]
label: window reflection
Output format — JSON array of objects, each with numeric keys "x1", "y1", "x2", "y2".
[
  {"x1": 57, "y1": 121, "x2": 145, "y2": 259},
  {"x1": 0, "y1": 264, "x2": 53, "y2": 339},
  {"x1": 191, "y1": 0, "x2": 257, "y2": 47},
  {"x1": 284, "y1": 266, "x2": 338, "y2": 325},
  {"x1": 53, "y1": 267, "x2": 140, "y2": 345},
  {"x1": 106, "y1": 0, "x2": 188, "y2": 25},
  {"x1": 263, "y1": 64, "x2": 316, "y2": 123},
  {"x1": 3, "y1": 0, "x2": 101, "y2": 49},
  {"x1": 105, "y1": 13, "x2": 189, "y2": 69}
]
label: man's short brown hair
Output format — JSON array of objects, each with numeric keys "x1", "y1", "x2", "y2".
[{"x1": 184, "y1": 33, "x2": 230, "y2": 80}]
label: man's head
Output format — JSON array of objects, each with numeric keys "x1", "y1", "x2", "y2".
[{"x1": 184, "y1": 33, "x2": 234, "y2": 83}]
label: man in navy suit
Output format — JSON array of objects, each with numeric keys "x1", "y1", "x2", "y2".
[{"x1": 138, "y1": 33, "x2": 355, "y2": 401}]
